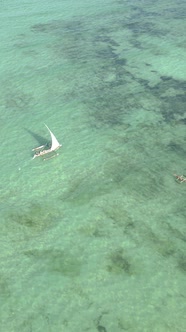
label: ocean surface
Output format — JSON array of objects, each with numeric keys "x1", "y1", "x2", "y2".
[{"x1": 0, "y1": 0, "x2": 185, "y2": 331}]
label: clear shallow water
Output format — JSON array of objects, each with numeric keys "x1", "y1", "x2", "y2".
[{"x1": 0, "y1": 0, "x2": 186, "y2": 331}]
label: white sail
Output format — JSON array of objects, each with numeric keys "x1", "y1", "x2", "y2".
[{"x1": 44, "y1": 124, "x2": 62, "y2": 151}]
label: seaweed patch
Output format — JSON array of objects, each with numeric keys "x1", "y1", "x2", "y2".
[
  {"x1": 24, "y1": 249, "x2": 81, "y2": 277},
  {"x1": 8, "y1": 202, "x2": 60, "y2": 234}
]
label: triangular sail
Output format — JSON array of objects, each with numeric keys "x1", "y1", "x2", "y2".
[{"x1": 44, "y1": 124, "x2": 61, "y2": 151}]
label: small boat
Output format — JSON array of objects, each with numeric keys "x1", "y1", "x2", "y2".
[
  {"x1": 173, "y1": 174, "x2": 186, "y2": 183},
  {"x1": 32, "y1": 124, "x2": 62, "y2": 160}
]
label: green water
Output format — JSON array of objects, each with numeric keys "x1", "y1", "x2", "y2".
[{"x1": 0, "y1": 0, "x2": 185, "y2": 331}]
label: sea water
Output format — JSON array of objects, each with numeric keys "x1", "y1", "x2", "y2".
[{"x1": 0, "y1": 0, "x2": 185, "y2": 331}]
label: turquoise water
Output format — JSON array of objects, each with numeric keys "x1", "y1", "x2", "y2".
[{"x1": 0, "y1": 0, "x2": 186, "y2": 331}]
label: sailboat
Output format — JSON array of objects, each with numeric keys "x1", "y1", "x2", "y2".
[{"x1": 32, "y1": 124, "x2": 62, "y2": 160}]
